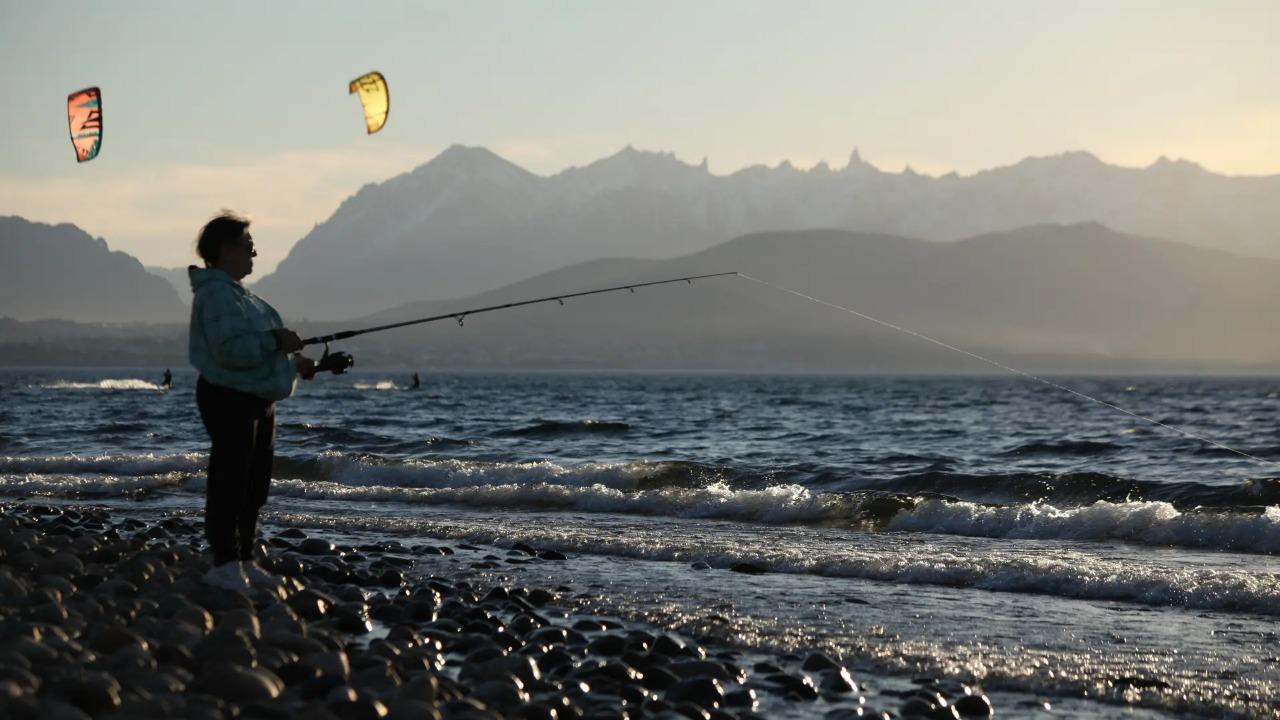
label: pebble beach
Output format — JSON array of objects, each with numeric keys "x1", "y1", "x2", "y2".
[{"x1": 0, "y1": 502, "x2": 997, "y2": 720}]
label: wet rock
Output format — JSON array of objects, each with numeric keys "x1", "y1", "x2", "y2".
[
  {"x1": 724, "y1": 687, "x2": 758, "y2": 709},
  {"x1": 729, "y1": 563, "x2": 766, "y2": 575},
  {"x1": 327, "y1": 697, "x2": 389, "y2": 720},
  {"x1": 87, "y1": 626, "x2": 148, "y2": 655},
  {"x1": 56, "y1": 670, "x2": 122, "y2": 716},
  {"x1": 7, "y1": 637, "x2": 58, "y2": 666},
  {"x1": 586, "y1": 634, "x2": 628, "y2": 656},
  {"x1": 953, "y1": 693, "x2": 994, "y2": 717},
  {"x1": 801, "y1": 652, "x2": 840, "y2": 671},
  {"x1": 665, "y1": 677, "x2": 724, "y2": 709},
  {"x1": 278, "y1": 528, "x2": 308, "y2": 539},
  {"x1": 690, "y1": 562, "x2": 712, "y2": 571},
  {"x1": 217, "y1": 608, "x2": 261, "y2": 639},
  {"x1": 668, "y1": 660, "x2": 735, "y2": 682},
  {"x1": 820, "y1": 667, "x2": 859, "y2": 694},
  {"x1": 384, "y1": 699, "x2": 442, "y2": 720},
  {"x1": 289, "y1": 588, "x2": 336, "y2": 620},
  {"x1": 194, "y1": 664, "x2": 283, "y2": 702},
  {"x1": 302, "y1": 650, "x2": 352, "y2": 681},
  {"x1": 470, "y1": 677, "x2": 529, "y2": 710},
  {"x1": 299, "y1": 538, "x2": 337, "y2": 555}
]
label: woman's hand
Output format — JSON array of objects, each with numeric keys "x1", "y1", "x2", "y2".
[
  {"x1": 293, "y1": 355, "x2": 317, "y2": 380},
  {"x1": 273, "y1": 328, "x2": 304, "y2": 354}
]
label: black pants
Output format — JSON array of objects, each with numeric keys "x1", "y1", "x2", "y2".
[{"x1": 196, "y1": 376, "x2": 276, "y2": 565}]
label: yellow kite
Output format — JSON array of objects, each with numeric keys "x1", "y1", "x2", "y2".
[{"x1": 348, "y1": 71, "x2": 389, "y2": 134}]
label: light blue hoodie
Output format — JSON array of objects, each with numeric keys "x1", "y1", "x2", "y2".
[{"x1": 188, "y1": 266, "x2": 297, "y2": 401}]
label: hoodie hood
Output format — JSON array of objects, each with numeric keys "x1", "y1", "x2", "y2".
[{"x1": 189, "y1": 265, "x2": 240, "y2": 293}]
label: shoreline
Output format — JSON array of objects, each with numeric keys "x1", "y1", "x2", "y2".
[{"x1": 0, "y1": 502, "x2": 997, "y2": 720}]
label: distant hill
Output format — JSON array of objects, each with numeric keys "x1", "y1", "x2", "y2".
[
  {"x1": 251, "y1": 145, "x2": 1280, "y2": 321},
  {"x1": 5, "y1": 223, "x2": 1277, "y2": 372},
  {"x1": 145, "y1": 265, "x2": 193, "y2": 305},
  {"x1": 302, "y1": 222, "x2": 1280, "y2": 372},
  {"x1": 0, "y1": 217, "x2": 184, "y2": 323}
]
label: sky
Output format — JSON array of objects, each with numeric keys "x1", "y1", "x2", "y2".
[{"x1": 1, "y1": 0, "x2": 1277, "y2": 272}]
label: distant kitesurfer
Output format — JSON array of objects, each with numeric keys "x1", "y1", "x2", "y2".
[
  {"x1": 411, "y1": 372, "x2": 420, "y2": 389},
  {"x1": 188, "y1": 210, "x2": 328, "y2": 593},
  {"x1": 161, "y1": 368, "x2": 172, "y2": 390}
]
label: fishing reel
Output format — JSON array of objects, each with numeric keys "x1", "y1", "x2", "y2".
[{"x1": 317, "y1": 344, "x2": 355, "y2": 375}]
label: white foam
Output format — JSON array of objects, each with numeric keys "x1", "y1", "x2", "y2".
[
  {"x1": 890, "y1": 499, "x2": 1280, "y2": 553},
  {"x1": 272, "y1": 509, "x2": 1280, "y2": 617},
  {"x1": 0, "y1": 472, "x2": 198, "y2": 495},
  {"x1": 0, "y1": 453, "x2": 205, "y2": 476},
  {"x1": 42, "y1": 379, "x2": 164, "y2": 390},
  {"x1": 306, "y1": 453, "x2": 669, "y2": 491},
  {"x1": 352, "y1": 381, "x2": 399, "y2": 390}
]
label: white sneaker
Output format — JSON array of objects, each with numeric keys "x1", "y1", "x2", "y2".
[
  {"x1": 203, "y1": 561, "x2": 252, "y2": 593},
  {"x1": 240, "y1": 560, "x2": 282, "y2": 589}
]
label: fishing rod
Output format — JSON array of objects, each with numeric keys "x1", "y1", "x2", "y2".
[{"x1": 301, "y1": 271, "x2": 739, "y2": 349}]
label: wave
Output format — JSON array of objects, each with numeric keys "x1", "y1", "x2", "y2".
[
  {"x1": 499, "y1": 420, "x2": 631, "y2": 438},
  {"x1": 1001, "y1": 439, "x2": 1122, "y2": 456},
  {"x1": 3, "y1": 451, "x2": 1279, "y2": 554},
  {"x1": 0, "y1": 472, "x2": 197, "y2": 497},
  {"x1": 855, "y1": 470, "x2": 1280, "y2": 509},
  {"x1": 0, "y1": 453, "x2": 204, "y2": 476},
  {"x1": 889, "y1": 498, "x2": 1280, "y2": 553},
  {"x1": 273, "y1": 510, "x2": 1280, "y2": 617},
  {"x1": 42, "y1": 379, "x2": 164, "y2": 391}
]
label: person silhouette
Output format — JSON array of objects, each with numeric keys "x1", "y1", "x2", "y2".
[
  {"x1": 161, "y1": 368, "x2": 172, "y2": 390},
  {"x1": 411, "y1": 372, "x2": 420, "y2": 390}
]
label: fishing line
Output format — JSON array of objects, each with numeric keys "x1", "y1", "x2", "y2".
[{"x1": 736, "y1": 272, "x2": 1280, "y2": 472}]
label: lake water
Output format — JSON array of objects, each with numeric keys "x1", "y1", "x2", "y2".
[{"x1": 2, "y1": 368, "x2": 1278, "y2": 717}]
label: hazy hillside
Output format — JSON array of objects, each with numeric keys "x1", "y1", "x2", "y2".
[
  {"x1": 145, "y1": 265, "x2": 193, "y2": 305},
  {"x1": 251, "y1": 145, "x2": 1280, "y2": 321},
  {"x1": 0, "y1": 217, "x2": 184, "y2": 323},
  {"x1": 300, "y1": 223, "x2": 1280, "y2": 372},
  {"x1": 7, "y1": 222, "x2": 1276, "y2": 371}
]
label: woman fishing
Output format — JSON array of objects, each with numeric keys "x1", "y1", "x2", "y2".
[{"x1": 188, "y1": 211, "x2": 326, "y2": 593}]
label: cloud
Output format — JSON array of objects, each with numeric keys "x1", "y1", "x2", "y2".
[{"x1": 0, "y1": 145, "x2": 422, "y2": 272}]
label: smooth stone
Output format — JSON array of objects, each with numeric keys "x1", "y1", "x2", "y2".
[
  {"x1": 668, "y1": 660, "x2": 735, "y2": 682},
  {"x1": 469, "y1": 678, "x2": 529, "y2": 709},
  {"x1": 298, "y1": 538, "x2": 337, "y2": 555},
  {"x1": 953, "y1": 694, "x2": 994, "y2": 717},
  {"x1": 88, "y1": 626, "x2": 149, "y2": 655},
  {"x1": 217, "y1": 608, "x2": 261, "y2": 639},
  {"x1": 33, "y1": 699, "x2": 92, "y2": 720},
  {"x1": 154, "y1": 643, "x2": 195, "y2": 670},
  {"x1": 302, "y1": 650, "x2": 352, "y2": 681},
  {"x1": 664, "y1": 677, "x2": 724, "y2": 709},
  {"x1": 193, "y1": 629, "x2": 256, "y2": 668},
  {"x1": 586, "y1": 635, "x2": 628, "y2": 656},
  {"x1": 288, "y1": 589, "x2": 336, "y2": 620},
  {"x1": 690, "y1": 562, "x2": 712, "y2": 571},
  {"x1": 724, "y1": 688, "x2": 758, "y2": 709},
  {"x1": 384, "y1": 699, "x2": 442, "y2": 720},
  {"x1": 801, "y1": 652, "x2": 840, "y2": 671},
  {"x1": 196, "y1": 665, "x2": 284, "y2": 702},
  {"x1": 327, "y1": 698, "x2": 389, "y2": 720},
  {"x1": 176, "y1": 605, "x2": 215, "y2": 633},
  {"x1": 6, "y1": 637, "x2": 58, "y2": 665},
  {"x1": 54, "y1": 670, "x2": 122, "y2": 716},
  {"x1": 820, "y1": 668, "x2": 859, "y2": 694}
]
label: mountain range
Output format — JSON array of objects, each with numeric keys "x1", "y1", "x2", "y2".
[
  {"x1": 3, "y1": 222, "x2": 1277, "y2": 370},
  {"x1": 251, "y1": 145, "x2": 1280, "y2": 320},
  {"x1": 0, "y1": 216, "x2": 183, "y2": 323},
  {"x1": 307, "y1": 222, "x2": 1279, "y2": 371}
]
